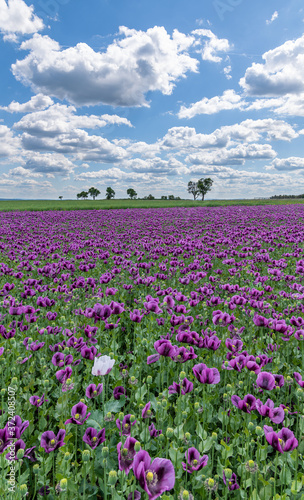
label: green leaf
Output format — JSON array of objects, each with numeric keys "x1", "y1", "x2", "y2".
[
  {"x1": 291, "y1": 479, "x2": 302, "y2": 494},
  {"x1": 202, "y1": 436, "x2": 214, "y2": 453},
  {"x1": 135, "y1": 385, "x2": 147, "y2": 401},
  {"x1": 104, "y1": 397, "x2": 126, "y2": 414},
  {"x1": 168, "y1": 448, "x2": 184, "y2": 466}
]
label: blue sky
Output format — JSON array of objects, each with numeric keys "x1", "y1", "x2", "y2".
[{"x1": 0, "y1": 0, "x2": 304, "y2": 199}]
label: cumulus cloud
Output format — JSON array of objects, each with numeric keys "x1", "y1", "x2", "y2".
[
  {"x1": 0, "y1": 0, "x2": 43, "y2": 37},
  {"x1": 11, "y1": 27, "x2": 200, "y2": 107},
  {"x1": 187, "y1": 143, "x2": 276, "y2": 167},
  {"x1": 13, "y1": 104, "x2": 133, "y2": 136},
  {"x1": 270, "y1": 157, "x2": 304, "y2": 171},
  {"x1": 192, "y1": 29, "x2": 231, "y2": 62},
  {"x1": 24, "y1": 153, "x2": 76, "y2": 176},
  {"x1": 1, "y1": 94, "x2": 53, "y2": 113},
  {"x1": 0, "y1": 125, "x2": 21, "y2": 157},
  {"x1": 8, "y1": 165, "x2": 42, "y2": 177},
  {"x1": 178, "y1": 89, "x2": 243, "y2": 119},
  {"x1": 240, "y1": 34, "x2": 304, "y2": 96}
]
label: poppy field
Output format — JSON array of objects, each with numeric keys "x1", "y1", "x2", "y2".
[{"x1": 0, "y1": 205, "x2": 304, "y2": 499}]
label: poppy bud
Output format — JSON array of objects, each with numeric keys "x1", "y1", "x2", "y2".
[
  {"x1": 20, "y1": 485, "x2": 27, "y2": 495},
  {"x1": 11, "y1": 377, "x2": 18, "y2": 385},
  {"x1": 256, "y1": 426, "x2": 263, "y2": 436},
  {"x1": 248, "y1": 422, "x2": 255, "y2": 431},
  {"x1": 130, "y1": 414, "x2": 136, "y2": 422},
  {"x1": 185, "y1": 432, "x2": 191, "y2": 441},
  {"x1": 162, "y1": 399, "x2": 167, "y2": 408},
  {"x1": 64, "y1": 452, "x2": 71, "y2": 461},
  {"x1": 212, "y1": 432, "x2": 217, "y2": 441},
  {"x1": 134, "y1": 441, "x2": 141, "y2": 452},
  {"x1": 226, "y1": 384, "x2": 232, "y2": 391},
  {"x1": 82, "y1": 450, "x2": 90, "y2": 462},
  {"x1": 108, "y1": 470, "x2": 117, "y2": 485},
  {"x1": 224, "y1": 468, "x2": 232, "y2": 480},
  {"x1": 60, "y1": 479, "x2": 68, "y2": 491},
  {"x1": 17, "y1": 449, "x2": 25, "y2": 459},
  {"x1": 182, "y1": 491, "x2": 190, "y2": 499},
  {"x1": 146, "y1": 376, "x2": 152, "y2": 384},
  {"x1": 166, "y1": 427, "x2": 174, "y2": 438},
  {"x1": 194, "y1": 402, "x2": 200, "y2": 410},
  {"x1": 102, "y1": 447, "x2": 109, "y2": 457},
  {"x1": 182, "y1": 411, "x2": 187, "y2": 417},
  {"x1": 118, "y1": 412, "x2": 124, "y2": 421},
  {"x1": 44, "y1": 379, "x2": 49, "y2": 387},
  {"x1": 33, "y1": 464, "x2": 39, "y2": 474},
  {"x1": 80, "y1": 399, "x2": 85, "y2": 403},
  {"x1": 180, "y1": 371, "x2": 186, "y2": 380}
]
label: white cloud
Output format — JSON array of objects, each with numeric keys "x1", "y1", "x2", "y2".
[
  {"x1": 1, "y1": 94, "x2": 53, "y2": 113},
  {"x1": 12, "y1": 27, "x2": 199, "y2": 107},
  {"x1": 187, "y1": 143, "x2": 277, "y2": 167},
  {"x1": 14, "y1": 104, "x2": 133, "y2": 136},
  {"x1": 266, "y1": 11, "x2": 278, "y2": 25},
  {"x1": 240, "y1": 34, "x2": 304, "y2": 96},
  {"x1": 178, "y1": 89, "x2": 243, "y2": 119},
  {"x1": 8, "y1": 165, "x2": 42, "y2": 177},
  {"x1": 192, "y1": 29, "x2": 231, "y2": 63},
  {"x1": 270, "y1": 157, "x2": 304, "y2": 171},
  {"x1": 0, "y1": 125, "x2": 21, "y2": 157},
  {"x1": 24, "y1": 153, "x2": 76, "y2": 176},
  {"x1": 0, "y1": 0, "x2": 43, "y2": 37}
]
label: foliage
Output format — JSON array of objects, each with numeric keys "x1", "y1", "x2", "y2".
[
  {"x1": 88, "y1": 187, "x2": 101, "y2": 200},
  {"x1": 127, "y1": 188, "x2": 137, "y2": 200},
  {"x1": 105, "y1": 187, "x2": 115, "y2": 200}
]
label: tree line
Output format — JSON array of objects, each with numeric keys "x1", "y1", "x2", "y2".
[{"x1": 75, "y1": 178, "x2": 214, "y2": 201}]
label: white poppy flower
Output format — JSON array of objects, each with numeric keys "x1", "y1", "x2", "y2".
[{"x1": 92, "y1": 355, "x2": 115, "y2": 376}]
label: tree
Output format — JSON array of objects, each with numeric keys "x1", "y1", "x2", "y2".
[
  {"x1": 59, "y1": 196, "x2": 63, "y2": 200},
  {"x1": 147, "y1": 194, "x2": 155, "y2": 200},
  {"x1": 106, "y1": 187, "x2": 115, "y2": 200},
  {"x1": 88, "y1": 187, "x2": 101, "y2": 200},
  {"x1": 187, "y1": 181, "x2": 200, "y2": 200},
  {"x1": 127, "y1": 188, "x2": 137, "y2": 200},
  {"x1": 76, "y1": 191, "x2": 88, "y2": 200},
  {"x1": 161, "y1": 195, "x2": 167, "y2": 200},
  {"x1": 197, "y1": 178, "x2": 213, "y2": 201},
  {"x1": 168, "y1": 195, "x2": 175, "y2": 200}
]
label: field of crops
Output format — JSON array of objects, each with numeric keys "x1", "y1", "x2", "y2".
[{"x1": 0, "y1": 205, "x2": 304, "y2": 499}]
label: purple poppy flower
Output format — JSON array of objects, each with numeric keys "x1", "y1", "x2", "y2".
[
  {"x1": 56, "y1": 366, "x2": 72, "y2": 384},
  {"x1": 147, "y1": 354, "x2": 161, "y2": 364},
  {"x1": 5, "y1": 439, "x2": 36, "y2": 462},
  {"x1": 5, "y1": 416, "x2": 29, "y2": 439},
  {"x1": 149, "y1": 423, "x2": 162, "y2": 438},
  {"x1": 223, "y1": 471, "x2": 240, "y2": 491},
  {"x1": 142, "y1": 402, "x2": 153, "y2": 419},
  {"x1": 204, "y1": 335, "x2": 221, "y2": 351},
  {"x1": 104, "y1": 318, "x2": 121, "y2": 330},
  {"x1": 294, "y1": 372, "x2": 304, "y2": 388},
  {"x1": 182, "y1": 447, "x2": 208, "y2": 473},
  {"x1": 64, "y1": 402, "x2": 91, "y2": 425},
  {"x1": 117, "y1": 436, "x2": 138, "y2": 475},
  {"x1": 83, "y1": 427, "x2": 105, "y2": 449},
  {"x1": 29, "y1": 394, "x2": 48, "y2": 407},
  {"x1": 225, "y1": 337, "x2": 243, "y2": 353},
  {"x1": 113, "y1": 386, "x2": 126, "y2": 400},
  {"x1": 231, "y1": 394, "x2": 256, "y2": 413},
  {"x1": 193, "y1": 363, "x2": 220, "y2": 385},
  {"x1": 253, "y1": 314, "x2": 269, "y2": 327},
  {"x1": 85, "y1": 383, "x2": 103, "y2": 399},
  {"x1": 264, "y1": 426, "x2": 298, "y2": 453},
  {"x1": 127, "y1": 491, "x2": 141, "y2": 500},
  {"x1": 172, "y1": 346, "x2": 197, "y2": 363},
  {"x1": 81, "y1": 346, "x2": 97, "y2": 360},
  {"x1": 168, "y1": 378, "x2": 193, "y2": 395},
  {"x1": 0, "y1": 347, "x2": 4, "y2": 356},
  {"x1": 273, "y1": 374, "x2": 285, "y2": 388},
  {"x1": 154, "y1": 339, "x2": 176, "y2": 357},
  {"x1": 41, "y1": 429, "x2": 66, "y2": 453},
  {"x1": 256, "y1": 399, "x2": 284, "y2": 424},
  {"x1": 256, "y1": 372, "x2": 276, "y2": 391},
  {"x1": 116, "y1": 414, "x2": 136, "y2": 437},
  {"x1": 130, "y1": 310, "x2": 145, "y2": 323},
  {"x1": 133, "y1": 450, "x2": 175, "y2": 500},
  {"x1": 0, "y1": 427, "x2": 11, "y2": 453},
  {"x1": 38, "y1": 486, "x2": 50, "y2": 496},
  {"x1": 294, "y1": 329, "x2": 304, "y2": 340}
]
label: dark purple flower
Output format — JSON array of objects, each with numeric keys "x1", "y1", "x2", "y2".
[
  {"x1": 168, "y1": 378, "x2": 193, "y2": 395},
  {"x1": 130, "y1": 310, "x2": 145, "y2": 323},
  {"x1": 85, "y1": 383, "x2": 103, "y2": 399},
  {"x1": 127, "y1": 491, "x2": 141, "y2": 500},
  {"x1": 273, "y1": 374, "x2": 285, "y2": 388},
  {"x1": 29, "y1": 394, "x2": 48, "y2": 407},
  {"x1": 56, "y1": 366, "x2": 72, "y2": 384},
  {"x1": 264, "y1": 426, "x2": 298, "y2": 453},
  {"x1": 294, "y1": 329, "x2": 304, "y2": 341},
  {"x1": 256, "y1": 372, "x2": 276, "y2": 391},
  {"x1": 83, "y1": 427, "x2": 105, "y2": 449},
  {"x1": 149, "y1": 423, "x2": 162, "y2": 438},
  {"x1": 193, "y1": 363, "x2": 220, "y2": 385},
  {"x1": 133, "y1": 450, "x2": 175, "y2": 500},
  {"x1": 38, "y1": 486, "x2": 50, "y2": 496},
  {"x1": 5, "y1": 439, "x2": 36, "y2": 462},
  {"x1": 253, "y1": 314, "x2": 269, "y2": 327},
  {"x1": 154, "y1": 339, "x2": 176, "y2": 357},
  {"x1": 117, "y1": 436, "x2": 138, "y2": 475},
  {"x1": 231, "y1": 394, "x2": 256, "y2": 413},
  {"x1": 294, "y1": 372, "x2": 304, "y2": 388},
  {"x1": 0, "y1": 427, "x2": 11, "y2": 453},
  {"x1": 256, "y1": 399, "x2": 284, "y2": 424},
  {"x1": 182, "y1": 447, "x2": 208, "y2": 473},
  {"x1": 147, "y1": 354, "x2": 161, "y2": 364},
  {"x1": 64, "y1": 402, "x2": 91, "y2": 425},
  {"x1": 172, "y1": 346, "x2": 197, "y2": 363},
  {"x1": 223, "y1": 471, "x2": 240, "y2": 490},
  {"x1": 113, "y1": 386, "x2": 126, "y2": 400},
  {"x1": 142, "y1": 402, "x2": 153, "y2": 419},
  {"x1": 5, "y1": 416, "x2": 29, "y2": 439},
  {"x1": 40, "y1": 429, "x2": 66, "y2": 453},
  {"x1": 116, "y1": 414, "x2": 136, "y2": 437}
]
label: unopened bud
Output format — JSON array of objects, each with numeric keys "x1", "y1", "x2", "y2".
[
  {"x1": 224, "y1": 468, "x2": 232, "y2": 480},
  {"x1": 162, "y1": 399, "x2": 167, "y2": 408},
  {"x1": 60, "y1": 478, "x2": 68, "y2": 491},
  {"x1": 134, "y1": 441, "x2": 141, "y2": 452},
  {"x1": 82, "y1": 450, "x2": 90, "y2": 462},
  {"x1": 20, "y1": 484, "x2": 27, "y2": 494},
  {"x1": 179, "y1": 371, "x2": 186, "y2": 380},
  {"x1": 256, "y1": 426, "x2": 263, "y2": 436},
  {"x1": 118, "y1": 412, "x2": 124, "y2": 422},
  {"x1": 166, "y1": 427, "x2": 174, "y2": 438},
  {"x1": 130, "y1": 414, "x2": 136, "y2": 422},
  {"x1": 108, "y1": 470, "x2": 117, "y2": 485},
  {"x1": 146, "y1": 376, "x2": 152, "y2": 384},
  {"x1": 102, "y1": 447, "x2": 109, "y2": 457},
  {"x1": 33, "y1": 464, "x2": 39, "y2": 474},
  {"x1": 17, "y1": 448, "x2": 25, "y2": 459}
]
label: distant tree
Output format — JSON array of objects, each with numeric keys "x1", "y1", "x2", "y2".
[
  {"x1": 59, "y1": 196, "x2": 63, "y2": 200},
  {"x1": 168, "y1": 195, "x2": 175, "y2": 200},
  {"x1": 127, "y1": 188, "x2": 137, "y2": 200},
  {"x1": 197, "y1": 178, "x2": 213, "y2": 201},
  {"x1": 106, "y1": 187, "x2": 115, "y2": 200},
  {"x1": 175, "y1": 196, "x2": 181, "y2": 200},
  {"x1": 187, "y1": 181, "x2": 200, "y2": 200},
  {"x1": 77, "y1": 191, "x2": 88, "y2": 200},
  {"x1": 161, "y1": 195, "x2": 167, "y2": 200},
  {"x1": 88, "y1": 187, "x2": 101, "y2": 200},
  {"x1": 147, "y1": 194, "x2": 155, "y2": 200}
]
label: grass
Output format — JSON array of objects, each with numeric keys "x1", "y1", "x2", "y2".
[{"x1": 1, "y1": 198, "x2": 304, "y2": 211}]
